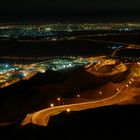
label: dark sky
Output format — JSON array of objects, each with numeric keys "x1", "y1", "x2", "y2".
[{"x1": 1, "y1": 0, "x2": 140, "y2": 22}]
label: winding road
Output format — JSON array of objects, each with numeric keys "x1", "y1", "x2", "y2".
[{"x1": 22, "y1": 68, "x2": 136, "y2": 126}]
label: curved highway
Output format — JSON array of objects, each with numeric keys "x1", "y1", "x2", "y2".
[{"x1": 22, "y1": 69, "x2": 136, "y2": 126}]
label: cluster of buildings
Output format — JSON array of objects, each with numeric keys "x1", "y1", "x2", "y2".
[{"x1": 0, "y1": 57, "x2": 92, "y2": 88}]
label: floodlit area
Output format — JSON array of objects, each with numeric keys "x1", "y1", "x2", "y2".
[
  {"x1": 0, "y1": 56, "x2": 116, "y2": 88},
  {"x1": 0, "y1": 55, "x2": 138, "y2": 89},
  {"x1": 0, "y1": 57, "x2": 96, "y2": 88}
]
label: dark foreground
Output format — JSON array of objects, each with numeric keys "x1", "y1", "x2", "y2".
[{"x1": 0, "y1": 105, "x2": 140, "y2": 139}]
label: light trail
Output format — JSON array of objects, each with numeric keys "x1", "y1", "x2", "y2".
[{"x1": 22, "y1": 69, "x2": 136, "y2": 126}]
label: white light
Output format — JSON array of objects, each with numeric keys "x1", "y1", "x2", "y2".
[
  {"x1": 52, "y1": 38, "x2": 57, "y2": 41},
  {"x1": 50, "y1": 103, "x2": 54, "y2": 107},
  {"x1": 57, "y1": 98, "x2": 60, "y2": 101},
  {"x1": 69, "y1": 64, "x2": 72, "y2": 67},
  {"x1": 63, "y1": 65, "x2": 66, "y2": 68},
  {"x1": 77, "y1": 94, "x2": 80, "y2": 98},
  {"x1": 41, "y1": 70, "x2": 46, "y2": 73},
  {"x1": 23, "y1": 73, "x2": 27, "y2": 77},
  {"x1": 5, "y1": 64, "x2": 9, "y2": 67},
  {"x1": 126, "y1": 85, "x2": 129, "y2": 87},
  {"x1": 131, "y1": 78, "x2": 134, "y2": 81},
  {"x1": 129, "y1": 81, "x2": 132, "y2": 84}
]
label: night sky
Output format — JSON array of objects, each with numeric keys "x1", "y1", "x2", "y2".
[{"x1": 0, "y1": 0, "x2": 140, "y2": 22}]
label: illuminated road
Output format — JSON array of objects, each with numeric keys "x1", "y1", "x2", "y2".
[{"x1": 22, "y1": 69, "x2": 137, "y2": 126}]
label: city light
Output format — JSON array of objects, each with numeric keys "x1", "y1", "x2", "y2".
[
  {"x1": 40, "y1": 70, "x2": 46, "y2": 73},
  {"x1": 45, "y1": 27, "x2": 51, "y2": 31},
  {"x1": 22, "y1": 73, "x2": 27, "y2": 77},
  {"x1": 0, "y1": 57, "x2": 96, "y2": 88},
  {"x1": 116, "y1": 88, "x2": 119, "y2": 91},
  {"x1": 66, "y1": 109, "x2": 70, "y2": 112},
  {"x1": 6, "y1": 73, "x2": 10, "y2": 76},
  {"x1": 5, "y1": 64, "x2": 9, "y2": 68},
  {"x1": 50, "y1": 103, "x2": 54, "y2": 107},
  {"x1": 99, "y1": 91, "x2": 102, "y2": 94},
  {"x1": 77, "y1": 94, "x2": 80, "y2": 98},
  {"x1": 2, "y1": 22, "x2": 140, "y2": 129}
]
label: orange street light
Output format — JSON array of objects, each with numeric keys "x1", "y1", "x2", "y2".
[
  {"x1": 126, "y1": 85, "x2": 129, "y2": 87},
  {"x1": 66, "y1": 109, "x2": 70, "y2": 112},
  {"x1": 116, "y1": 88, "x2": 119, "y2": 91}
]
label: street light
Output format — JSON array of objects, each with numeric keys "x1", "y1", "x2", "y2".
[
  {"x1": 57, "y1": 97, "x2": 61, "y2": 105},
  {"x1": 126, "y1": 85, "x2": 129, "y2": 87},
  {"x1": 50, "y1": 103, "x2": 54, "y2": 107},
  {"x1": 99, "y1": 91, "x2": 102, "y2": 94},
  {"x1": 66, "y1": 109, "x2": 70, "y2": 112},
  {"x1": 77, "y1": 94, "x2": 80, "y2": 98}
]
